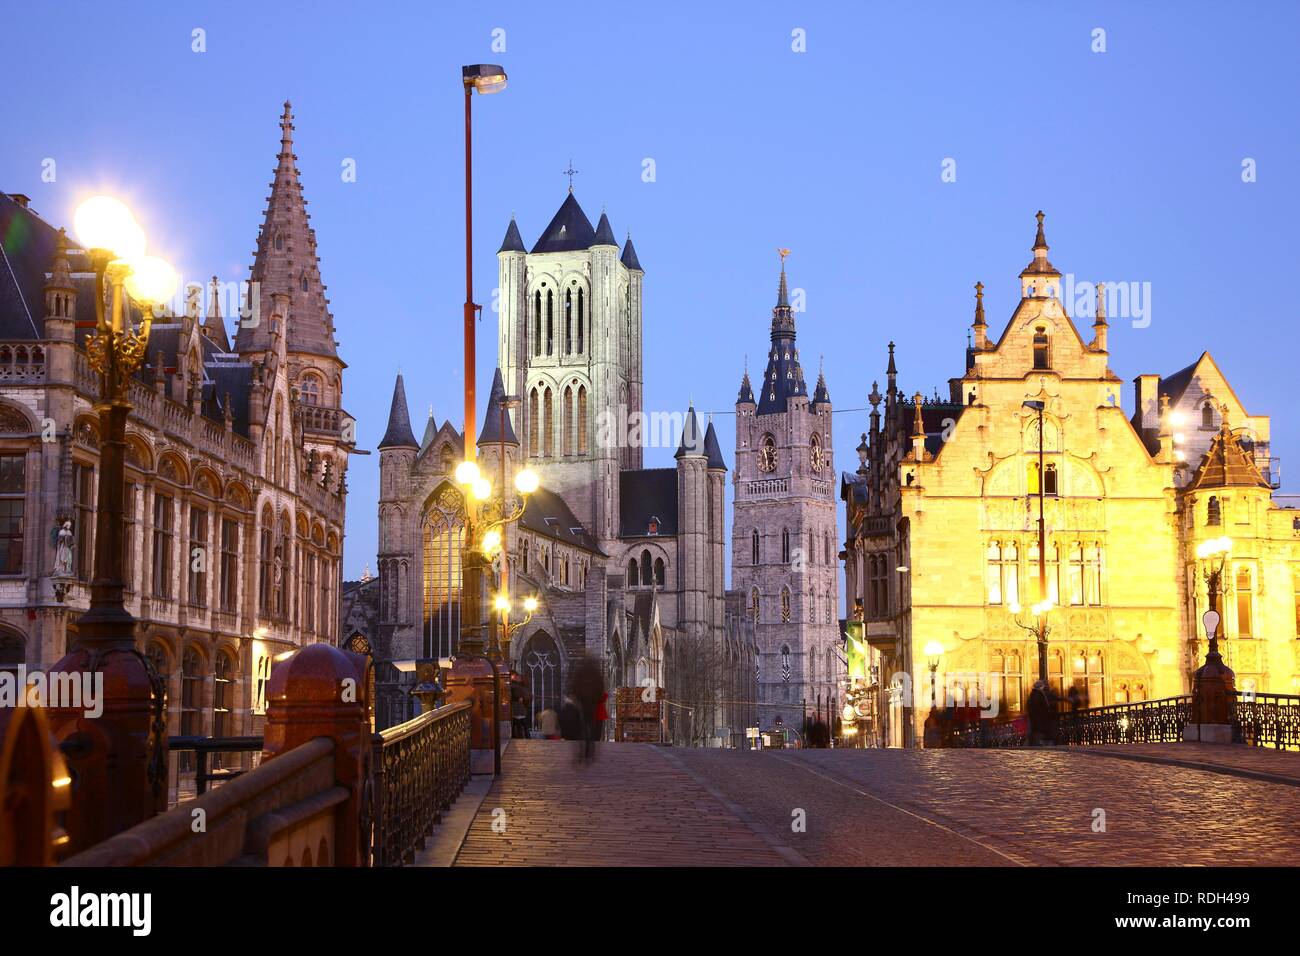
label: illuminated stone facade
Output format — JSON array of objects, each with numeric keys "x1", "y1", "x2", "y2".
[{"x1": 844, "y1": 213, "x2": 1298, "y2": 747}]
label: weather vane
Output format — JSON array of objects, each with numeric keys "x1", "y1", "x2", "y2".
[
  {"x1": 778, "y1": 247, "x2": 791, "y2": 267},
  {"x1": 564, "y1": 159, "x2": 579, "y2": 192}
]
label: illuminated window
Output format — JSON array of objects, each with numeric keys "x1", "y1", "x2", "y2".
[
  {"x1": 1207, "y1": 496, "x2": 1221, "y2": 526},
  {"x1": 423, "y1": 487, "x2": 465, "y2": 660},
  {"x1": 152, "y1": 494, "x2": 174, "y2": 599},
  {"x1": 1236, "y1": 567, "x2": 1253, "y2": 637},
  {"x1": 1032, "y1": 328, "x2": 1050, "y2": 369},
  {"x1": 987, "y1": 541, "x2": 1018, "y2": 606},
  {"x1": 0, "y1": 455, "x2": 25, "y2": 575},
  {"x1": 990, "y1": 648, "x2": 1023, "y2": 715}
]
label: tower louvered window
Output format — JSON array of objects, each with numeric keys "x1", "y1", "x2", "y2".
[
  {"x1": 577, "y1": 287, "x2": 585, "y2": 353},
  {"x1": 533, "y1": 291, "x2": 542, "y2": 357},
  {"x1": 529, "y1": 388, "x2": 539, "y2": 456},
  {"x1": 564, "y1": 288, "x2": 573, "y2": 354},
  {"x1": 563, "y1": 386, "x2": 574, "y2": 456},
  {"x1": 546, "y1": 290, "x2": 554, "y2": 356},
  {"x1": 578, "y1": 386, "x2": 588, "y2": 454},
  {"x1": 543, "y1": 388, "x2": 554, "y2": 456}
]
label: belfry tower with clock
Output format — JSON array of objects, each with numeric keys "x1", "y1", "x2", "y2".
[{"x1": 732, "y1": 254, "x2": 842, "y2": 734}]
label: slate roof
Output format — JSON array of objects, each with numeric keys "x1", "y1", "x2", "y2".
[
  {"x1": 812, "y1": 370, "x2": 831, "y2": 407},
  {"x1": 620, "y1": 468, "x2": 679, "y2": 537},
  {"x1": 379, "y1": 373, "x2": 419, "y2": 449},
  {"x1": 498, "y1": 217, "x2": 525, "y2": 253},
  {"x1": 531, "y1": 193, "x2": 599, "y2": 254},
  {"x1": 737, "y1": 370, "x2": 754, "y2": 404},
  {"x1": 675, "y1": 406, "x2": 705, "y2": 459},
  {"x1": 593, "y1": 211, "x2": 617, "y2": 246},
  {"x1": 703, "y1": 420, "x2": 727, "y2": 471},
  {"x1": 620, "y1": 236, "x2": 643, "y2": 272},
  {"x1": 477, "y1": 367, "x2": 519, "y2": 446},
  {"x1": 758, "y1": 267, "x2": 808, "y2": 414},
  {"x1": 520, "y1": 487, "x2": 603, "y2": 555}
]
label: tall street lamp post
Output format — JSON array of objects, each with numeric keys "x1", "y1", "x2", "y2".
[
  {"x1": 50, "y1": 197, "x2": 177, "y2": 852},
  {"x1": 1188, "y1": 537, "x2": 1237, "y2": 741},
  {"x1": 445, "y1": 64, "x2": 506, "y2": 773}
]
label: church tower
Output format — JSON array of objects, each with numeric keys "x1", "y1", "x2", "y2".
[
  {"x1": 496, "y1": 191, "x2": 644, "y2": 550},
  {"x1": 731, "y1": 256, "x2": 841, "y2": 734}
]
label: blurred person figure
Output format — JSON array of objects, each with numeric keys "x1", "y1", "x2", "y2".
[{"x1": 570, "y1": 656, "x2": 606, "y2": 763}]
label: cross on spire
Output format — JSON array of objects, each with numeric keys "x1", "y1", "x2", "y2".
[{"x1": 563, "y1": 159, "x2": 579, "y2": 193}]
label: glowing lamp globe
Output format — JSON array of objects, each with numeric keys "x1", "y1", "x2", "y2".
[
  {"x1": 494, "y1": 595, "x2": 511, "y2": 614},
  {"x1": 74, "y1": 196, "x2": 145, "y2": 259},
  {"x1": 523, "y1": 596, "x2": 538, "y2": 613},
  {"x1": 472, "y1": 477, "x2": 492, "y2": 501},
  {"x1": 923, "y1": 640, "x2": 944, "y2": 658},
  {"x1": 124, "y1": 256, "x2": 178, "y2": 305},
  {"x1": 454, "y1": 460, "x2": 480, "y2": 486},
  {"x1": 514, "y1": 468, "x2": 539, "y2": 495},
  {"x1": 481, "y1": 528, "x2": 502, "y2": 553}
]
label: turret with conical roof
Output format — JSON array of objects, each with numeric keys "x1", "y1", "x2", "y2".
[
  {"x1": 498, "y1": 217, "x2": 525, "y2": 254},
  {"x1": 202, "y1": 274, "x2": 231, "y2": 351},
  {"x1": 477, "y1": 367, "x2": 519, "y2": 447},
  {"x1": 379, "y1": 373, "x2": 419, "y2": 450},
  {"x1": 593, "y1": 210, "x2": 617, "y2": 247},
  {"x1": 620, "y1": 234, "x2": 642, "y2": 272}
]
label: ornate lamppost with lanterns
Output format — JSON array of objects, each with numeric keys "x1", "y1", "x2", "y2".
[
  {"x1": 48, "y1": 196, "x2": 178, "y2": 852},
  {"x1": 1186, "y1": 536, "x2": 1236, "y2": 742}
]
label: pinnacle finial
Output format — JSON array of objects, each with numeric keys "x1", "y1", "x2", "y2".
[
  {"x1": 1033, "y1": 210, "x2": 1048, "y2": 252},
  {"x1": 974, "y1": 280, "x2": 986, "y2": 327},
  {"x1": 1094, "y1": 281, "x2": 1107, "y2": 324}
]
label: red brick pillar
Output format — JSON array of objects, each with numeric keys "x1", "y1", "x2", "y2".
[{"x1": 262, "y1": 643, "x2": 372, "y2": 866}]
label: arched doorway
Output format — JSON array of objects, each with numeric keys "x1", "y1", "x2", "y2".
[{"x1": 522, "y1": 632, "x2": 562, "y2": 727}]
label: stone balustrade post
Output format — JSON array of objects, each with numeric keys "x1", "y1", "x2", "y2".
[{"x1": 261, "y1": 643, "x2": 372, "y2": 866}]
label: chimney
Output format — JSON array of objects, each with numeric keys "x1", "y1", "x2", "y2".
[
  {"x1": 9, "y1": 193, "x2": 31, "y2": 209},
  {"x1": 1134, "y1": 374, "x2": 1161, "y2": 432}
]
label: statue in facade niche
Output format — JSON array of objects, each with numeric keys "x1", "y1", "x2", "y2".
[{"x1": 52, "y1": 520, "x2": 75, "y2": 577}]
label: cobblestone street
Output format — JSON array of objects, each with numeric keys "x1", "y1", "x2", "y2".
[{"x1": 451, "y1": 740, "x2": 1300, "y2": 866}]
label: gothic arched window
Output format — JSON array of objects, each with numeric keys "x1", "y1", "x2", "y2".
[
  {"x1": 577, "y1": 287, "x2": 585, "y2": 354},
  {"x1": 564, "y1": 288, "x2": 573, "y2": 354},
  {"x1": 627, "y1": 558, "x2": 639, "y2": 588},
  {"x1": 781, "y1": 645, "x2": 791, "y2": 682},
  {"x1": 1202, "y1": 401, "x2": 1214, "y2": 428},
  {"x1": 577, "y1": 386, "x2": 588, "y2": 455},
  {"x1": 546, "y1": 290, "x2": 554, "y2": 356},
  {"x1": 640, "y1": 549, "x2": 652, "y2": 585},
  {"x1": 781, "y1": 587, "x2": 791, "y2": 622},
  {"x1": 529, "y1": 388, "x2": 540, "y2": 456},
  {"x1": 298, "y1": 375, "x2": 321, "y2": 406},
  {"x1": 422, "y1": 486, "x2": 466, "y2": 660},
  {"x1": 750, "y1": 587, "x2": 760, "y2": 623},
  {"x1": 654, "y1": 557, "x2": 665, "y2": 587},
  {"x1": 751, "y1": 530, "x2": 759, "y2": 565},
  {"x1": 533, "y1": 291, "x2": 542, "y2": 357},
  {"x1": 543, "y1": 388, "x2": 554, "y2": 456},
  {"x1": 562, "y1": 385, "x2": 574, "y2": 456}
]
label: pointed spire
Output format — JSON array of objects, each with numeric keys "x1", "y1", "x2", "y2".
[
  {"x1": 812, "y1": 365, "x2": 831, "y2": 407},
  {"x1": 911, "y1": 392, "x2": 925, "y2": 438},
  {"x1": 420, "y1": 405, "x2": 438, "y2": 451},
  {"x1": 675, "y1": 405, "x2": 705, "y2": 459},
  {"x1": 737, "y1": 367, "x2": 755, "y2": 404},
  {"x1": 378, "y1": 373, "x2": 419, "y2": 449},
  {"x1": 972, "y1": 280, "x2": 988, "y2": 350},
  {"x1": 886, "y1": 341, "x2": 897, "y2": 377},
  {"x1": 593, "y1": 211, "x2": 617, "y2": 246},
  {"x1": 703, "y1": 420, "x2": 728, "y2": 471},
  {"x1": 498, "y1": 216, "x2": 525, "y2": 254},
  {"x1": 477, "y1": 368, "x2": 519, "y2": 446},
  {"x1": 620, "y1": 233, "x2": 643, "y2": 272},
  {"x1": 202, "y1": 274, "x2": 231, "y2": 350},
  {"x1": 237, "y1": 102, "x2": 338, "y2": 357},
  {"x1": 1020, "y1": 209, "x2": 1060, "y2": 278}
]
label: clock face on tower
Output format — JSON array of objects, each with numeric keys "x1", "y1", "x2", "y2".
[
  {"x1": 810, "y1": 435, "x2": 825, "y2": 473},
  {"x1": 758, "y1": 434, "x2": 777, "y2": 473}
]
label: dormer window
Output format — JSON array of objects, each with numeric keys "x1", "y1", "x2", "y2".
[
  {"x1": 647, "y1": 517, "x2": 659, "y2": 535},
  {"x1": 1202, "y1": 402, "x2": 1215, "y2": 428},
  {"x1": 1032, "y1": 327, "x2": 1050, "y2": 370}
]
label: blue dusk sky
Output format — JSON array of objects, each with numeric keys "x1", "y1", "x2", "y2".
[{"x1": 4, "y1": 1, "x2": 1298, "y2": 584}]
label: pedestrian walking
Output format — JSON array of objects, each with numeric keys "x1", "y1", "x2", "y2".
[
  {"x1": 1027, "y1": 679, "x2": 1057, "y2": 746},
  {"x1": 537, "y1": 706, "x2": 561, "y2": 739},
  {"x1": 510, "y1": 674, "x2": 532, "y2": 739},
  {"x1": 570, "y1": 655, "x2": 605, "y2": 763}
]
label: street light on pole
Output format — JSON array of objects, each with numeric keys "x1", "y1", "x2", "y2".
[
  {"x1": 1023, "y1": 399, "x2": 1049, "y2": 682},
  {"x1": 51, "y1": 196, "x2": 177, "y2": 850}
]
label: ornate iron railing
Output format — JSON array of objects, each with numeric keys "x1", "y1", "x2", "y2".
[
  {"x1": 1057, "y1": 696, "x2": 1192, "y2": 746},
  {"x1": 1230, "y1": 692, "x2": 1300, "y2": 751},
  {"x1": 369, "y1": 700, "x2": 472, "y2": 867},
  {"x1": 955, "y1": 716, "x2": 1026, "y2": 748}
]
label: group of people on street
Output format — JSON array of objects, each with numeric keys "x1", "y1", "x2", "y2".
[{"x1": 508, "y1": 656, "x2": 609, "y2": 763}]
